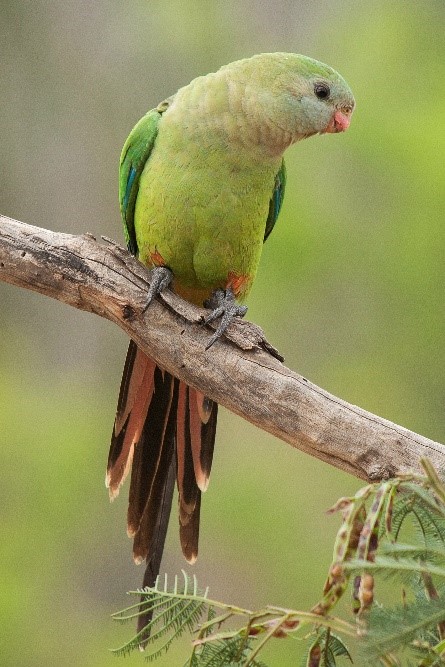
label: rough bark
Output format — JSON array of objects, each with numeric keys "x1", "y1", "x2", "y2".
[{"x1": 1, "y1": 213, "x2": 444, "y2": 481}]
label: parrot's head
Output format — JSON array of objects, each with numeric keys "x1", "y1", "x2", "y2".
[
  {"x1": 226, "y1": 53, "x2": 355, "y2": 152},
  {"x1": 284, "y1": 54, "x2": 355, "y2": 139}
]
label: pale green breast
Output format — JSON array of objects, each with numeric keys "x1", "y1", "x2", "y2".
[{"x1": 134, "y1": 117, "x2": 280, "y2": 304}]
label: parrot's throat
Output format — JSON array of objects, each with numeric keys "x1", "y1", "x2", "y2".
[
  {"x1": 210, "y1": 74, "x2": 295, "y2": 159},
  {"x1": 235, "y1": 94, "x2": 294, "y2": 158}
]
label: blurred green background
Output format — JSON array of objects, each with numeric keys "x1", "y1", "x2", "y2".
[{"x1": 1, "y1": 1, "x2": 444, "y2": 665}]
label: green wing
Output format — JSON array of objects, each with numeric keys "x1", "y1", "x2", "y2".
[
  {"x1": 264, "y1": 159, "x2": 286, "y2": 243},
  {"x1": 120, "y1": 102, "x2": 283, "y2": 252},
  {"x1": 119, "y1": 99, "x2": 171, "y2": 255}
]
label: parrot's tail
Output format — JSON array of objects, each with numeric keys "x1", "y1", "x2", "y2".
[{"x1": 106, "y1": 340, "x2": 218, "y2": 643}]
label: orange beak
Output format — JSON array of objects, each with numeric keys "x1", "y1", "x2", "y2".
[{"x1": 324, "y1": 109, "x2": 352, "y2": 134}]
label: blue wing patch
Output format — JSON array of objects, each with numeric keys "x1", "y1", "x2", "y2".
[
  {"x1": 123, "y1": 166, "x2": 137, "y2": 213},
  {"x1": 264, "y1": 160, "x2": 286, "y2": 243}
]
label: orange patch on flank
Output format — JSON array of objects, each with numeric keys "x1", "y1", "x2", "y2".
[
  {"x1": 226, "y1": 271, "x2": 251, "y2": 296},
  {"x1": 150, "y1": 248, "x2": 166, "y2": 266}
]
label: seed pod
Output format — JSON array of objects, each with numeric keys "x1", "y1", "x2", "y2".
[{"x1": 307, "y1": 643, "x2": 321, "y2": 667}]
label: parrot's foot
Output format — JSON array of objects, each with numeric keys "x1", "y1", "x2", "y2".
[
  {"x1": 203, "y1": 288, "x2": 248, "y2": 350},
  {"x1": 142, "y1": 267, "x2": 173, "y2": 313}
]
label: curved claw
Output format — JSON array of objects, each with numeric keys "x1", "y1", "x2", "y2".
[
  {"x1": 142, "y1": 266, "x2": 173, "y2": 313},
  {"x1": 203, "y1": 288, "x2": 248, "y2": 350}
]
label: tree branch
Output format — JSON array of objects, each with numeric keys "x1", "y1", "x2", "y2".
[{"x1": 1, "y1": 213, "x2": 444, "y2": 481}]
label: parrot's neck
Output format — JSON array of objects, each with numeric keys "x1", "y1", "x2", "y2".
[{"x1": 166, "y1": 70, "x2": 296, "y2": 163}]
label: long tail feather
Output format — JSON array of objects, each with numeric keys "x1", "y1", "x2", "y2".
[
  {"x1": 176, "y1": 385, "x2": 217, "y2": 562},
  {"x1": 127, "y1": 367, "x2": 174, "y2": 541},
  {"x1": 189, "y1": 388, "x2": 217, "y2": 492},
  {"x1": 176, "y1": 383, "x2": 201, "y2": 562},
  {"x1": 136, "y1": 454, "x2": 176, "y2": 647},
  {"x1": 132, "y1": 376, "x2": 177, "y2": 562},
  {"x1": 108, "y1": 341, "x2": 218, "y2": 640},
  {"x1": 106, "y1": 341, "x2": 155, "y2": 498}
]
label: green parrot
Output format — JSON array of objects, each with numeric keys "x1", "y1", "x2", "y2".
[{"x1": 106, "y1": 52, "x2": 354, "y2": 639}]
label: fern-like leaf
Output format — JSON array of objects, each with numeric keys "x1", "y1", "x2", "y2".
[
  {"x1": 359, "y1": 596, "x2": 445, "y2": 664},
  {"x1": 188, "y1": 637, "x2": 269, "y2": 667},
  {"x1": 344, "y1": 556, "x2": 445, "y2": 585},
  {"x1": 381, "y1": 542, "x2": 445, "y2": 564},
  {"x1": 111, "y1": 572, "x2": 210, "y2": 660}
]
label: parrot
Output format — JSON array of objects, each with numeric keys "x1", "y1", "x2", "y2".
[{"x1": 106, "y1": 52, "x2": 354, "y2": 640}]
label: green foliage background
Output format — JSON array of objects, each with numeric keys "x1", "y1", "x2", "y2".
[{"x1": 1, "y1": 1, "x2": 444, "y2": 665}]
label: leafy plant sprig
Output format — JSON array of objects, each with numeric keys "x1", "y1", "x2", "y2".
[{"x1": 112, "y1": 458, "x2": 445, "y2": 666}]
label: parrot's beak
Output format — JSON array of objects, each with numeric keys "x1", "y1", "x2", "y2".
[{"x1": 324, "y1": 109, "x2": 352, "y2": 134}]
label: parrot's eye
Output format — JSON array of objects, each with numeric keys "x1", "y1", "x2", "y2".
[{"x1": 314, "y1": 82, "x2": 330, "y2": 100}]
